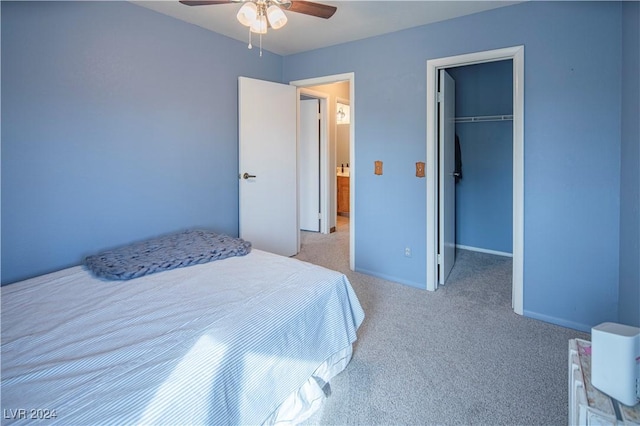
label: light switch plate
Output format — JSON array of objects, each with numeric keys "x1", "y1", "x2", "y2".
[{"x1": 374, "y1": 161, "x2": 383, "y2": 175}]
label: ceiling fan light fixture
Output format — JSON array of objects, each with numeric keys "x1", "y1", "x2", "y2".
[
  {"x1": 237, "y1": 2, "x2": 258, "y2": 27},
  {"x1": 180, "y1": 0, "x2": 337, "y2": 57},
  {"x1": 250, "y1": 14, "x2": 268, "y2": 34},
  {"x1": 267, "y1": 5, "x2": 288, "y2": 30}
]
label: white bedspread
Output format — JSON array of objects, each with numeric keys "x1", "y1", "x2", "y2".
[{"x1": 1, "y1": 250, "x2": 364, "y2": 425}]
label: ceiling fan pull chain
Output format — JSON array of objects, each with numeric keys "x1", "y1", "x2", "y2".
[
  {"x1": 259, "y1": 33, "x2": 263, "y2": 57},
  {"x1": 248, "y1": 26, "x2": 253, "y2": 50}
]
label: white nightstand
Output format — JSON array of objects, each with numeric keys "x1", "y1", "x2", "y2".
[{"x1": 569, "y1": 339, "x2": 640, "y2": 425}]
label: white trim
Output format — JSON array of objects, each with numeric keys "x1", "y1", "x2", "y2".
[
  {"x1": 426, "y1": 46, "x2": 524, "y2": 316},
  {"x1": 290, "y1": 73, "x2": 356, "y2": 272},
  {"x1": 456, "y1": 244, "x2": 513, "y2": 258},
  {"x1": 512, "y1": 47, "x2": 524, "y2": 316}
]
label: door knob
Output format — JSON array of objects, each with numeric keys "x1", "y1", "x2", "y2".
[{"x1": 243, "y1": 172, "x2": 256, "y2": 179}]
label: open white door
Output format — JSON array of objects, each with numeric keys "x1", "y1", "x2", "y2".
[
  {"x1": 238, "y1": 77, "x2": 297, "y2": 257},
  {"x1": 299, "y1": 99, "x2": 320, "y2": 232},
  {"x1": 438, "y1": 69, "x2": 456, "y2": 285}
]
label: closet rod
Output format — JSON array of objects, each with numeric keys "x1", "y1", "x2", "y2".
[{"x1": 454, "y1": 114, "x2": 513, "y2": 123}]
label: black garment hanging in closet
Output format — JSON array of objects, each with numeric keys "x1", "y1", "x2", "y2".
[{"x1": 455, "y1": 134, "x2": 463, "y2": 183}]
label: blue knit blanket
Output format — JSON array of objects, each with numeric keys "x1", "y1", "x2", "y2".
[{"x1": 84, "y1": 229, "x2": 251, "y2": 280}]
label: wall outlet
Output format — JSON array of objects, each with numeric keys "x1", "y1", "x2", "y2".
[{"x1": 404, "y1": 247, "x2": 412, "y2": 257}]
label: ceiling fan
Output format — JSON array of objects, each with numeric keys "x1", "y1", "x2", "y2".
[
  {"x1": 179, "y1": 0, "x2": 337, "y2": 55},
  {"x1": 179, "y1": 1, "x2": 337, "y2": 20}
]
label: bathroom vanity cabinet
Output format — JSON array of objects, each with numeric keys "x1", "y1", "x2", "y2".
[{"x1": 337, "y1": 176, "x2": 350, "y2": 215}]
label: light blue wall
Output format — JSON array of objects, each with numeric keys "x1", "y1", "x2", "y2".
[
  {"x1": 1, "y1": 1, "x2": 282, "y2": 284},
  {"x1": 283, "y1": 1, "x2": 623, "y2": 331},
  {"x1": 618, "y1": 1, "x2": 640, "y2": 327},
  {"x1": 448, "y1": 61, "x2": 513, "y2": 254},
  {"x1": 2, "y1": 1, "x2": 633, "y2": 332}
]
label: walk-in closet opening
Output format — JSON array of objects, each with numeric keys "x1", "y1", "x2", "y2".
[
  {"x1": 426, "y1": 46, "x2": 524, "y2": 315},
  {"x1": 438, "y1": 59, "x2": 514, "y2": 305}
]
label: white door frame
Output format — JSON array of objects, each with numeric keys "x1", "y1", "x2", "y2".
[
  {"x1": 426, "y1": 46, "x2": 524, "y2": 315},
  {"x1": 290, "y1": 73, "x2": 356, "y2": 271},
  {"x1": 298, "y1": 88, "x2": 330, "y2": 234}
]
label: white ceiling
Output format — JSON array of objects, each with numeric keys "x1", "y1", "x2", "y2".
[{"x1": 132, "y1": 1, "x2": 521, "y2": 56}]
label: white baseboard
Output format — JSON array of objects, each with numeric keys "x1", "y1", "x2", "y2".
[{"x1": 456, "y1": 244, "x2": 513, "y2": 258}]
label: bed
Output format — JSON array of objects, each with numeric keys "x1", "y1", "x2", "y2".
[{"x1": 1, "y1": 231, "x2": 364, "y2": 425}]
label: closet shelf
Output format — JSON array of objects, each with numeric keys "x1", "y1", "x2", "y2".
[{"x1": 454, "y1": 114, "x2": 513, "y2": 123}]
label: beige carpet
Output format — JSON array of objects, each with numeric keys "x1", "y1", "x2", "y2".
[{"x1": 295, "y1": 217, "x2": 589, "y2": 425}]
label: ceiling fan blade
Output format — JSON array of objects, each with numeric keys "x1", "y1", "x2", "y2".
[
  {"x1": 287, "y1": 1, "x2": 336, "y2": 19},
  {"x1": 179, "y1": 1, "x2": 232, "y2": 6}
]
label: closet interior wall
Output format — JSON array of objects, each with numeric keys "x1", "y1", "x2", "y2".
[{"x1": 447, "y1": 60, "x2": 514, "y2": 256}]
